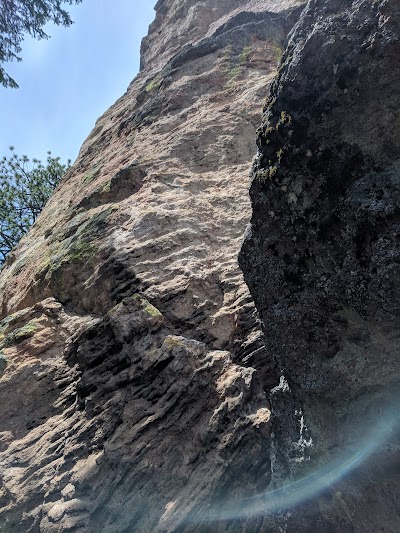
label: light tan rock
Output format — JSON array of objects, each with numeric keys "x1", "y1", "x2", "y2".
[{"x1": 0, "y1": 1, "x2": 305, "y2": 531}]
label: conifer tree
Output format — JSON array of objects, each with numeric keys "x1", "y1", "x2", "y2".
[
  {"x1": 0, "y1": 147, "x2": 70, "y2": 264},
  {"x1": 0, "y1": 0, "x2": 82, "y2": 88}
]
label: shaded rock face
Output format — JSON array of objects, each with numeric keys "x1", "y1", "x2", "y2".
[
  {"x1": 241, "y1": 0, "x2": 400, "y2": 530},
  {"x1": 0, "y1": 1, "x2": 307, "y2": 532},
  {"x1": 0, "y1": 298, "x2": 271, "y2": 532}
]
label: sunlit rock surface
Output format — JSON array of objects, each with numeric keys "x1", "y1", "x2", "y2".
[
  {"x1": 0, "y1": 1, "x2": 305, "y2": 531},
  {"x1": 241, "y1": 0, "x2": 400, "y2": 530}
]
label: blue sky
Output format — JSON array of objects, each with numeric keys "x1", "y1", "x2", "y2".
[{"x1": 0, "y1": 0, "x2": 156, "y2": 165}]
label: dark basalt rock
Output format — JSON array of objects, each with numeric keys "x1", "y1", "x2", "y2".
[{"x1": 240, "y1": 0, "x2": 400, "y2": 530}]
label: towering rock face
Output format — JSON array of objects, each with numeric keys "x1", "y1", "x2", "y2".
[
  {"x1": 0, "y1": 0, "x2": 303, "y2": 371},
  {"x1": 4, "y1": 0, "x2": 398, "y2": 530},
  {"x1": 241, "y1": 0, "x2": 400, "y2": 530},
  {"x1": 0, "y1": 1, "x2": 306, "y2": 532}
]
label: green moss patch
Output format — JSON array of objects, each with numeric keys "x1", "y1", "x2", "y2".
[
  {"x1": 132, "y1": 294, "x2": 163, "y2": 318},
  {"x1": 82, "y1": 165, "x2": 102, "y2": 185},
  {"x1": 239, "y1": 45, "x2": 253, "y2": 64},
  {"x1": 163, "y1": 336, "x2": 184, "y2": 350},
  {"x1": 145, "y1": 77, "x2": 162, "y2": 94},
  {"x1": 1, "y1": 320, "x2": 38, "y2": 348},
  {"x1": 45, "y1": 205, "x2": 117, "y2": 277},
  {"x1": 224, "y1": 43, "x2": 253, "y2": 82},
  {"x1": 99, "y1": 180, "x2": 111, "y2": 194},
  {"x1": 0, "y1": 310, "x2": 26, "y2": 339}
]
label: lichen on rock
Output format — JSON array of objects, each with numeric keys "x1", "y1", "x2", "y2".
[{"x1": 240, "y1": 0, "x2": 400, "y2": 530}]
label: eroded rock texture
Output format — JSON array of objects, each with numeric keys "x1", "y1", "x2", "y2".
[
  {"x1": 0, "y1": 1, "x2": 306, "y2": 531},
  {"x1": 241, "y1": 0, "x2": 400, "y2": 531}
]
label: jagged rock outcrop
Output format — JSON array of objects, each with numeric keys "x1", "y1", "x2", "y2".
[
  {"x1": 241, "y1": 0, "x2": 400, "y2": 530},
  {"x1": 0, "y1": 1, "x2": 307, "y2": 532}
]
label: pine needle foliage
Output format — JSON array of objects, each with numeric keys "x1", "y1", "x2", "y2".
[
  {"x1": 0, "y1": 0, "x2": 82, "y2": 88},
  {"x1": 0, "y1": 147, "x2": 70, "y2": 265}
]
